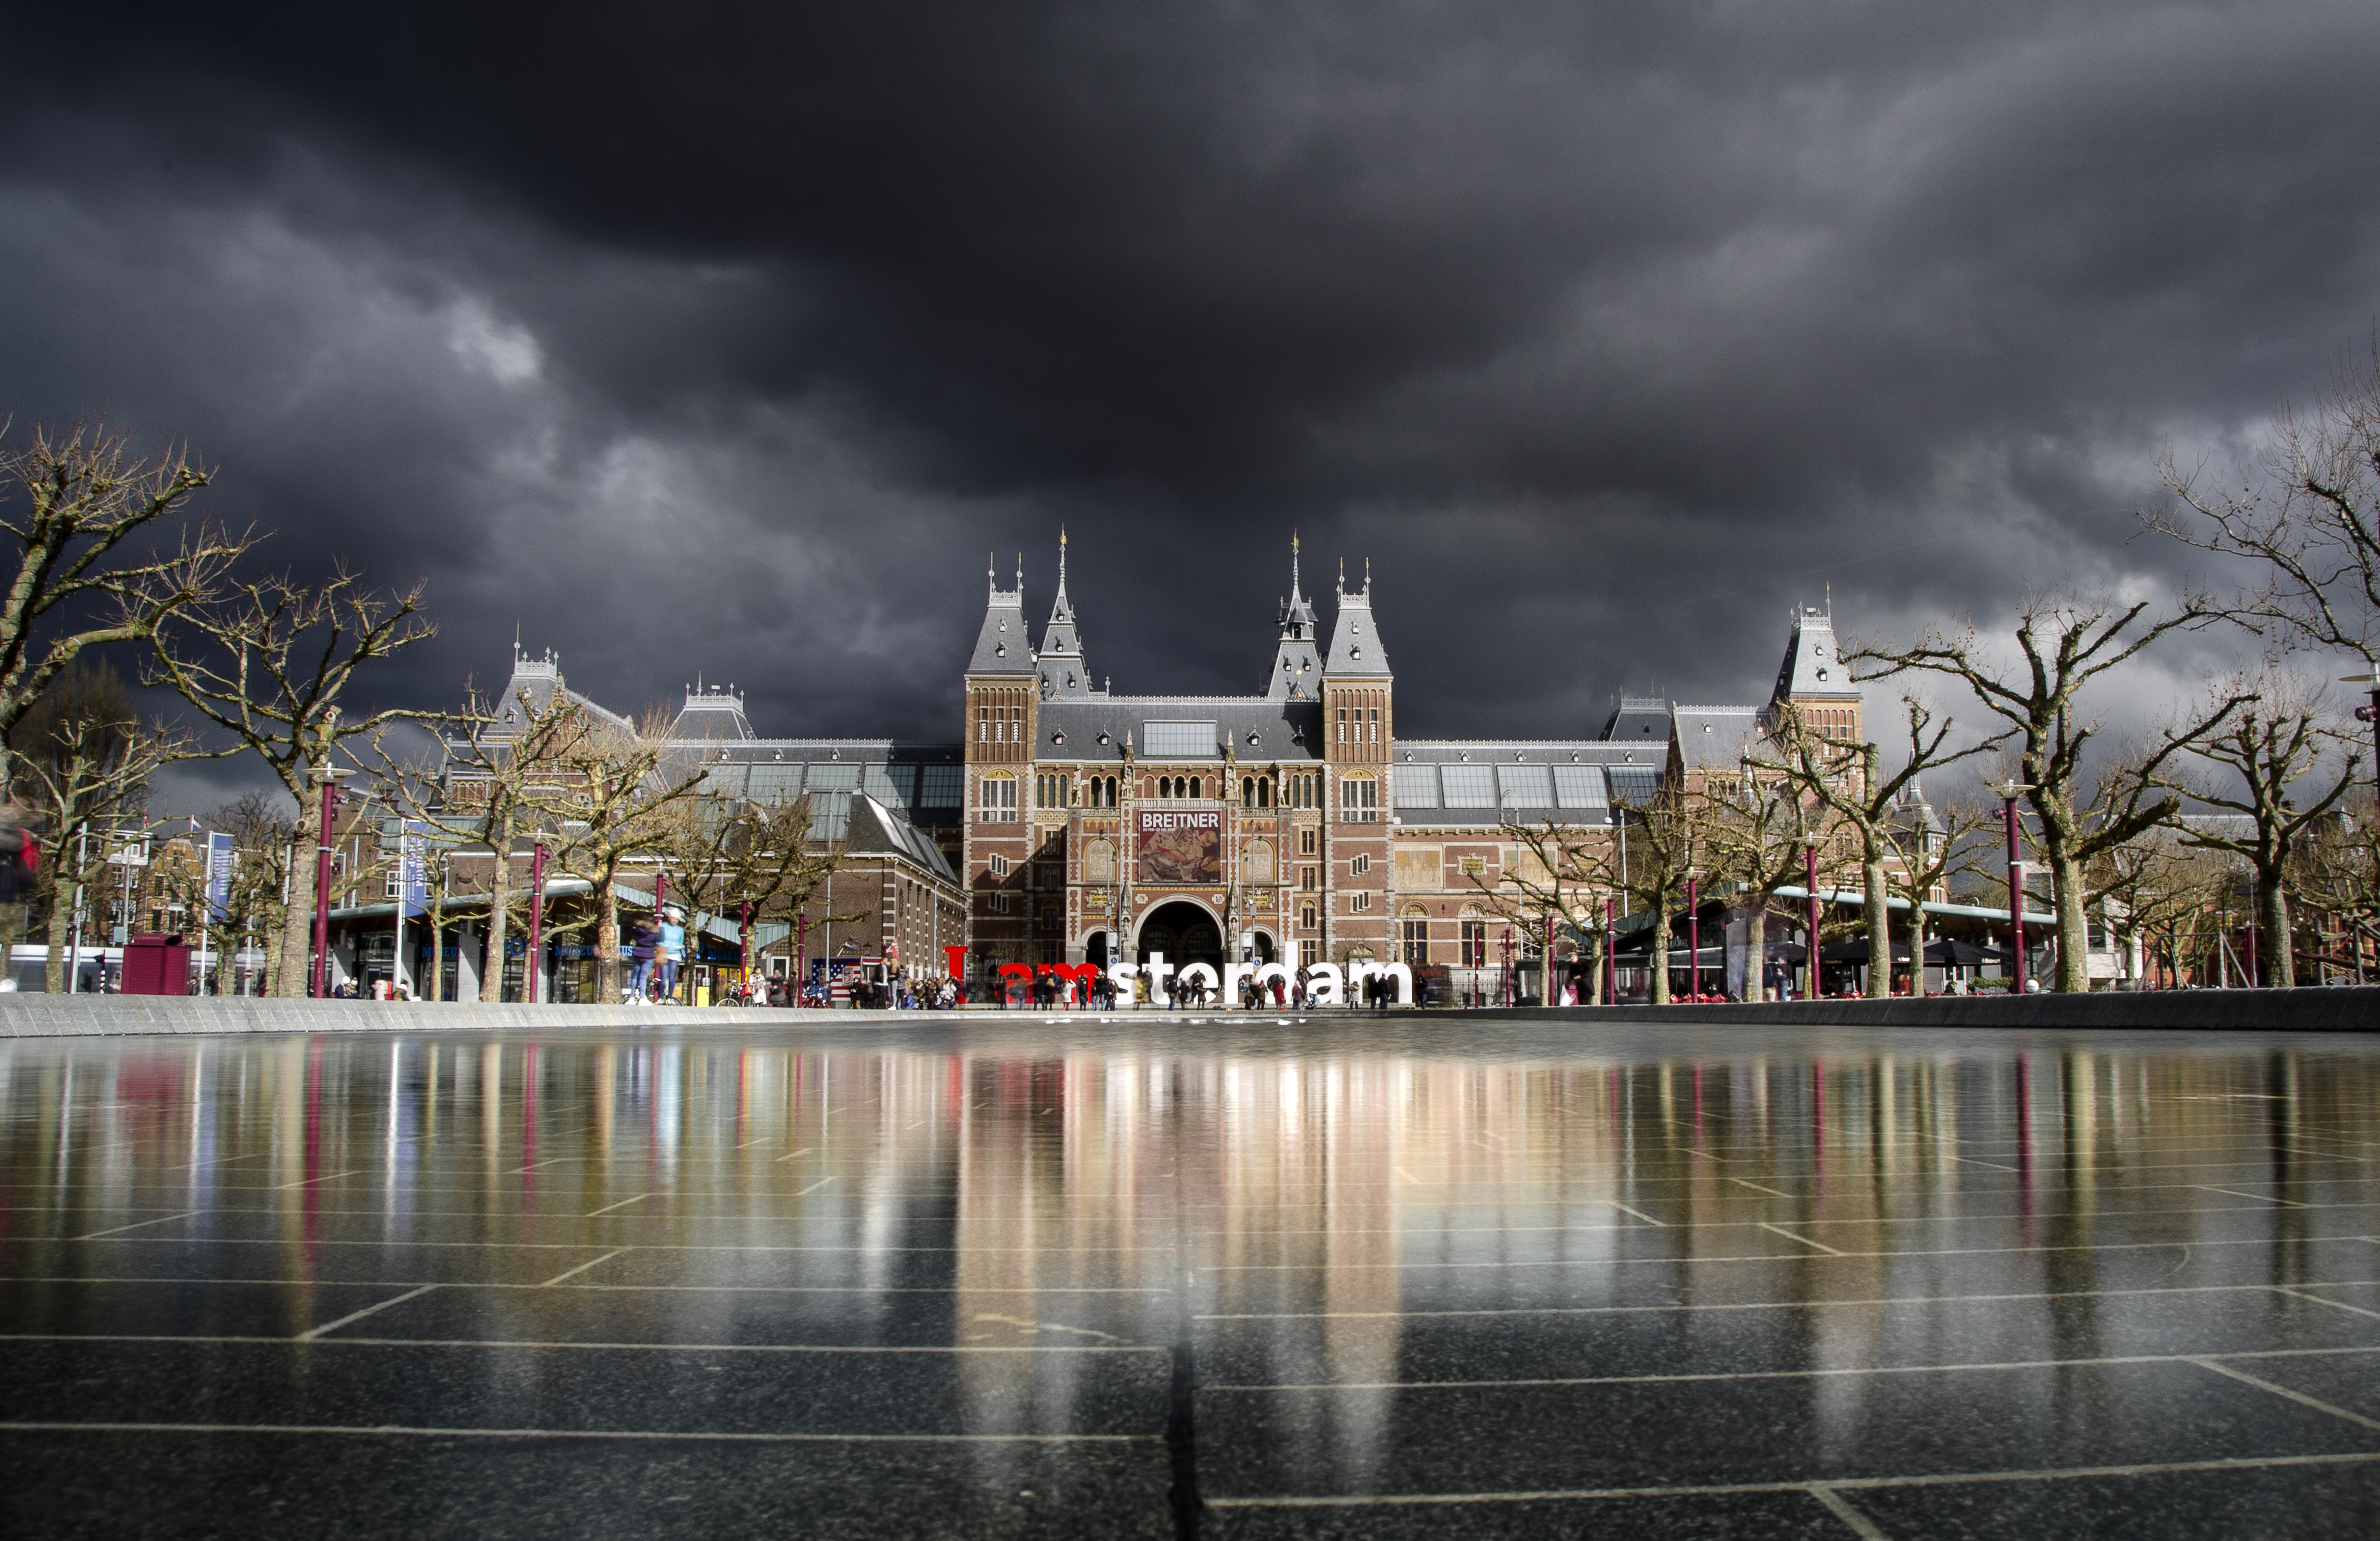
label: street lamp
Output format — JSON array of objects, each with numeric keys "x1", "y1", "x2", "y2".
[
  {"x1": 312, "y1": 766, "x2": 355, "y2": 998},
  {"x1": 1684, "y1": 868, "x2": 1700, "y2": 1004},
  {"x1": 1998, "y1": 779, "x2": 2036, "y2": 995}
]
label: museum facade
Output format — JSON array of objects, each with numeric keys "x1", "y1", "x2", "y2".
[{"x1": 958, "y1": 535, "x2": 1864, "y2": 985}]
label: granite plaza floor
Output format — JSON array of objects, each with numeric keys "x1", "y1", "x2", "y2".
[{"x1": 3, "y1": 1016, "x2": 2378, "y2": 1538}]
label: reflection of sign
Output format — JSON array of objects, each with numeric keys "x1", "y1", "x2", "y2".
[{"x1": 1137, "y1": 809, "x2": 1222, "y2": 885}]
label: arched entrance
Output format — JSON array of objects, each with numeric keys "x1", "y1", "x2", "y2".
[
  {"x1": 1246, "y1": 929, "x2": 1277, "y2": 963},
  {"x1": 1136, "y1": 900, "x2": 1224, "y2": 973},
  {"x1": 1085, "y1": 931, "x2": 1112, "y2": 968}
]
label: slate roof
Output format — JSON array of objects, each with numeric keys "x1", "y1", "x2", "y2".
[
  {"x1": 1599, "y1": 697, "x2": 1672, "y2": 743},
  {"x1": 968, "y1": 561, "x2": 1036, "y2": 676},
  {"x1": 1772, "y1": 605, "x2": 1861, "y2": 701},
  {"x1": 1672, "y1": 705, "x2": 1766, "y2": 770},
  {"x1": 1266, "y1": 539, "x2": 1324, "y2": 699},
  {"x1": 673, "y1": 687, "x2": 753, "y2": 741},
  {"x1": 1323, "y1": 575, "x2": 1392, "y2": 678},
  {"x1": 1032, "y1": 697, "x2": 1327, "y2": 761},
  {"x1": 478, "y1": 651, "x2": 634, "y2": 738},
  {"x1": 1035, "y1": 532, "x2": 1097, "y2": 699},
  {"x1": 846, "y1": 793, "x2": 959, "y2": 882}
]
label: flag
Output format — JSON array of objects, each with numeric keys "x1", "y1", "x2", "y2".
[
  {"x1": 205, "y1": 831, "x2": 235, "y2": 923},
  {"x1": 400, "y1": 822, "x2": 428, "y2": 920}
]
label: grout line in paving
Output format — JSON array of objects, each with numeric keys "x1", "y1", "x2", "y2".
[
  {"x1": 536, "y1": 1250, "x2": 629, "y2": 1287},
  {"x1": 1758, "y1": 1222, "x2": 1845, "y2": 1256},
  {"x1": 1809, "y1": 1486, "x2": 1892, "y2": 1539},
  {"x1": 1606, "y1": 1202, "x2": 1666, "y2": 1227},
  {"x1": 794, "y1": 1177, "x2": 837, "y2": 1197},
  {"x1": 72, "y1": 1212, "x2": 198, "y2": 1241},
  {"x1": 2192, "y1": 1185, "x2": 2311, "y2": 1207},
  {"x1": 1200, "y1": 1451, "x2": 2380, "y2": 1509},
  {"x1": 772, "y1": 1148, "x2": 817, "y2": 1162},
  {"x1": 1728, "y1": 1178, "x2": 1795, "y2": 1199},
  {"x1": 584, "y1": 1193, "x2": 654, "y2": 1217},
  {"x1": 1200, "y1": 1343, "x2": 2380, "y2": 1393},
  {"x1": 1195, "y1": 1280, "x2": 2380, "y2": 1323},
  {"x1": 2271, "y1": 1285, "x2": 2380, "y2": 1322},
  {"x1": 2187, "y1": 1357, "x2": 2380, "y2": 1434},
  {"x1": 294, "y1": 1285, "x2": 440, "y2": 1342},
  {"x1": 274, "y1": 1171, "x2": 366, "y2": 1190},
  {"x1": 0, "y1": 1420, "x2": 1153, "y2": 1445},
  {"x1": 0, "y1": 1334, "x2": 1162, "y2": 1355}
]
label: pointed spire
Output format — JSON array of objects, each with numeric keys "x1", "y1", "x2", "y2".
[
  {"x1": 1267, "y1": 532, "x2": 1322, "y2": 696},
  {"x1": 1037, "y1": 529, "x2": 1090, "y2": 698},
  {"x1": 988, "y1": 551, "x2": 996, "y2": 599}
]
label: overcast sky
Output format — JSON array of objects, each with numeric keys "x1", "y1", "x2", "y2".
[{"x1": 4, "y1": 2, "x2": 2374, "y2": 811}]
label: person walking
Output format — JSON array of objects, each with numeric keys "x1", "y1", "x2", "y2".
[
  {"x1": 627, "y1": 914, "x2": 657, "y2": 1001},
  {"x1": 657, "y1": 906, "x2": 687, "y2": 1002}
]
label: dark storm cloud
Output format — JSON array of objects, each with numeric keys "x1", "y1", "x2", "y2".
[{"x1": 2, "y1": 0, "x2": 2376, "y2": 809}]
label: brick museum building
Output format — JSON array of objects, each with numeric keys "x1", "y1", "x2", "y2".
[
  {"x1": 332, "y1": 534, "x2": 1865, "y2": 1002},
  {"x1": 958, "y1": 534, "x2": 1865, "y2": 995}
]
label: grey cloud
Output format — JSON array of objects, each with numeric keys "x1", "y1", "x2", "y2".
[{"x1": 0, "y1": 0, "x2": 2374, "y2": 804}]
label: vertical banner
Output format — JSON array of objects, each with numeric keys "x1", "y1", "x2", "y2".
[
  {"x1": 205, "y1": 831, "x2": 236, "y2": 923},
  {"x1": 400, "y1": 821, "x2": 427, "y2": 919},
  {"x1": 1137, "y1": 808, "x2": 1223, "y2": 885}
]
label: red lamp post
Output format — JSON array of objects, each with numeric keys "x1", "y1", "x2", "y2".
[
  {"x1": 1500, "y1": 927, "x2": 1513, "y2": 1007},
  {"x1": 2000, "y1": 781, "x2": 2036, "y2": 994},
  {"x1": 1685, "y1": 873, "x2": 1700, "y2": 1003},
  {"x1": 525, "y1": 842, "x2": 548, "y2": 1004},
  {"x1": 1804, "y1": 841, "x2": 1821, "y2": 1000},
  {"x1": 310, "y1": 767, "x2": 352, "y2": 998},
  {"x1": 1604, "y1": 895, "x2": 1616, "y2": 1006}
]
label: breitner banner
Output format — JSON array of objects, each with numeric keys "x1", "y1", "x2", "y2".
[{"x1": 1137, "y1": 808, "x2": 1223, "y2": 885}]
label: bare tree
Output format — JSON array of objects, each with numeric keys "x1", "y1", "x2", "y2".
[
  {"x1": 1465, "y1": 815, "x2": 1604, "y2": 1004},
  {"x1": 2139, "y1": 671, "x2": 2360, "y2": 987},
  {"x1": 210, "y1": 789, "x2": 295, "y2": 994},
  {"x1": 1845, "y1": 590, "x2": 2217, "y2": 991},
  {"x1": 1589, "y1": 785, "x2": 1709, "y2": 1004},
  {"x1": 147, "y1": 566, "x2": 436, "y2": 996},
  {"x1": 0, "y1": 423, "x2": 248, "y2": 793},
  {"x1": 393, "y1": 679, "x2": 592, "y2": 1003},
  {"x1": 2151, "y1": 335, "x2": 2380, "y2": 673},
  {"x1": 2294, "y1": 788, "x2": 2378, "y2": 981},
  {"x1": 1759, "y1": 697, "x2": 2002, "y2": 998},
  {"x1": 647, "y1": 777, "x2": 852, "y2": 993},
  {"x1": 1880, "y1": 786, "x2": 1997, "y2": 998},
  {"x1": 9, "y1": 661, "x2": 188, "y2": 989},
  {"x1": 545, "y1": 707, "x2": 705, "y2": 1002},
  {"x1": 1699, "y1": 757, "x2": 1830, "y2": 1002}
]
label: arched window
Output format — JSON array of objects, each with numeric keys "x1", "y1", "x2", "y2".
[
  {"x1": 1459, "y1": 903, "x2": 1488, "y2": 967},
  {"x1": 1401, "y1": 904, "x2": 1430, "y2": 967},
  {"x1": 1190, "y1": 776, "x2": 1202, "y2": 799}
]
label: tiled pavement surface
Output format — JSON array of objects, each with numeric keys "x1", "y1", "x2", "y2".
[{"x1": 2, "y1": 1019, "x2": 2376, "y2": 1537}]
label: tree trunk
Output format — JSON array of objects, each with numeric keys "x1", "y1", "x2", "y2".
[
  {"x1": 1909, "y1": 901, "x2": 1929, "y2": 998},
  {"x1": 1745, "y1": 906, "x2": 1767, "y2": 1002},
  {"x1": 1586, "y1": 932, "x2": 1605, "y2": 1006},
  {"x1": 2047, "y1": 849, "x2": 2090, "y2": 993},
  {"x1": 426, "y1": 887, "x2": 445, "y2": 1003},
  {"x1": 596, "y1": 874, "x2": 620, "y2": 1002},
  {"x1": 2258, "y1": 872, "x2": 2292, "y2": 989},
  {"x1": 1649, "y1": 905, "x2": 1672, "y2": 1004},
  {"x1": 275, "y1": 801, "x2": 319, "y2": 997},
  {"x1": 1862, "y1": 853, "x2": 1891, "y2": 999},
  {"x1": 480, "y1": 817, "x2": 513, "y2": 1004},
  {"x1": 43, "y1": 862, "x2": 71, "y2": 992}
]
